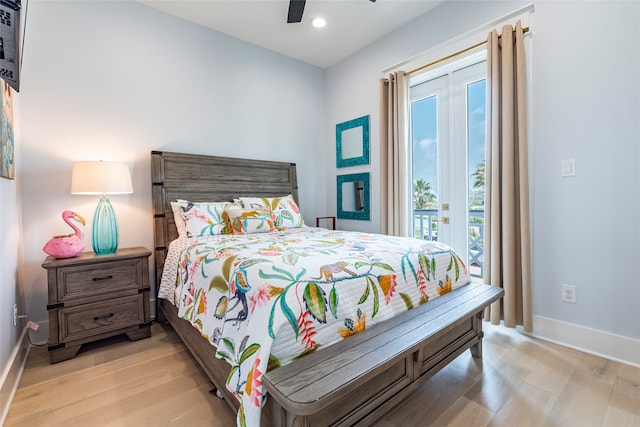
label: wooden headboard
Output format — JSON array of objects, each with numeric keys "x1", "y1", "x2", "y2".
[{"x1": 150, "y1": 151, "x2": 299, "y2": 288}]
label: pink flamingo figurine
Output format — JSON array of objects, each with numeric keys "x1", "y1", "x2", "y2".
[{"x1": 43, "y1": 210, "x2": 86, "y2": 258}]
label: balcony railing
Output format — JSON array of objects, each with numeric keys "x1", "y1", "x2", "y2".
[{"x1": 413, "y1": 209, "x2": 484, "y2": 278}]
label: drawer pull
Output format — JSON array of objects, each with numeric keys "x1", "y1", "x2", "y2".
[
  {"x1": 94, "y1": 313, "x2": 114, "y2": 321},
  {"x1": 92, "y1": 275, "x2": 113, "y2": 281}
]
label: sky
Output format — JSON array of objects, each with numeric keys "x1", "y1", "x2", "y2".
[{"x1": 410, "y1": 78, "x2": 486, "y2": 203}]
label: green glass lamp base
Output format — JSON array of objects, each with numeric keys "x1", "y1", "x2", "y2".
[{"x1": 92, "y1": 196, "x2": 119, "y2": 255}]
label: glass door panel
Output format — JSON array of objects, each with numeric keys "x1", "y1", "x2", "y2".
[
  {"x1": 410, "y1": 74, "x2": 447, "y2": 243},
  {"x1": 410, "y1": 57, "x2": 486, "y2": 278}
]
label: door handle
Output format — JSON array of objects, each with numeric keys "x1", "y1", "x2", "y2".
[{"x1": 437, "y1": 217, "x2": 450, "y2": 224}]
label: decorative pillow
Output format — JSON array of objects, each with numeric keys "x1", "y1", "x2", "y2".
[
  {"x1": 223, "y1": 205, "x2": 275, "y2": 234},
  {"x1": 239, "y1": 195, "x2": 304, "y2": 230},
  {"x1": 170, "y1": 201, "x2": 188, "y2": 238},
  {"x1": 180, "y1": 200, "x2": 241, "y2": 237}
]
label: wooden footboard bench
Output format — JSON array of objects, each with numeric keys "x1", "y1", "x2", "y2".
[{"x1": 263, "y1": 281, "x2": 504, "y2": 427}]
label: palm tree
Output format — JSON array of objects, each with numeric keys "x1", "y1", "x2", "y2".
[
  {"x1": 469, "y1": 161, "x2": 486, "y2": 210},
  {"x1": 413, "y1": 179, "x2": 436, "y2": 209},
  {"x1": 472, "y1": 161, "x2": 485, "y2": 190}
]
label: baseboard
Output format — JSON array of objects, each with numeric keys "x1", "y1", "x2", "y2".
[
  {"x1": 532, "y1": 315, "x2": 640, "y2": 368},
  {"x1": 0, "y1": 327, "x2": 31, "y2": 425}
]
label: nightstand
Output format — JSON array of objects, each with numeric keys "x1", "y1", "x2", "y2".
[{"x1": 42, "y1": 247, "x2": 152, "y2": 363}]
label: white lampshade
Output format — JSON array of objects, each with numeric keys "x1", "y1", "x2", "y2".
[{"x1": 71, "y1": 161, "x2": 133, "y2": 195}]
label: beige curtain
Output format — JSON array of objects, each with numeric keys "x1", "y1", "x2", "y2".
[
  {"x1": 484, "y1": 21, "x2": 533, "y2": 332},
  {"x1": 380, "y1": 71, "x2": 410, "y2": 237}
]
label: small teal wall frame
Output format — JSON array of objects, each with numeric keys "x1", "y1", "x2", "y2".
[
  {"x1": 337, "y1": 172, "x2": 370, "y2": 221},
  {"x1": 336, "y1": 115, "x2": 370, "y2": 168}
]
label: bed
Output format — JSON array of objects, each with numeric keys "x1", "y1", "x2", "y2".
[{"x1": 151, "y1": 150, "x2": 503, "y2": 426}]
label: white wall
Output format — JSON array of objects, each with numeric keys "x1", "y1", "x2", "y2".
[
  {"x1": 0, "y1": 161, "x2": 17, "y2": 368},
  {"x1": 17, "y1": 1, "x2": 326, "y2": 332},
  {"x1": 0, "y1": 102, "x2": 23, "y2": 418},
  {"x1": 325, "y1": 0, "x2": 640, "y2": 356},
  {"x1": 530, "y1": 0, "x2": 639, "y2": 341}
]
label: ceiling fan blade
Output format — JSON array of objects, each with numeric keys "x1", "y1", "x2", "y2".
[{"x1": 287, "y1": 0, "x2": 306, "y2": 23}]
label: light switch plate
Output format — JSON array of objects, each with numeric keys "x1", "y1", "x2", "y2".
[{"x1": 562, "y1": 159, "x2": 576, "y2": 177}]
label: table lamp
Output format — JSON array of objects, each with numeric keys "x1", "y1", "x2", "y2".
[{"x1": 71, "y1": 161, "x2": 133, "y2": 255}]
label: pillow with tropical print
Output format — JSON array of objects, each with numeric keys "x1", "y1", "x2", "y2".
[
  {"x1": 223, "y1": 205, "x2": 275, "y2": 234},
  {"x1": 170, "y1": 201, "x2": 188, "y2": 238},
  {"x1": 180, "y1": 200, "x2": 240, "y2": 237},
  {"x1": 239, "y1": 195, "x2": 304, "y2": 230}
]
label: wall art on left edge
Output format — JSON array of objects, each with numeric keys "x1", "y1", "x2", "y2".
[{"x1": 1, "y1": 80, "x2": 14, "y2": 180}]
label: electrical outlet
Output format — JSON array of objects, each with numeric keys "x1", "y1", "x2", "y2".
[
  {"x1": 13, "y1": 304, "x2": 17, "y2": 327},
  {"x1": 562, "y1": 284, "x2": 576, "y2": 303}
]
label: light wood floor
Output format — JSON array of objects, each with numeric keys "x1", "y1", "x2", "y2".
[{"x1": 5, "y1": 322, "x2": 639, "y2": 427}]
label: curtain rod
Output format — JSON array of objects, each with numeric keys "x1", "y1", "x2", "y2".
[{"x1": 406, "y1": 26, "x2": 530, "y2": 77}]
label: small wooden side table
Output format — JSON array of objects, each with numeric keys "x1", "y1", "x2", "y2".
[
  {"x1": 316, "y1": 216, "x2": 336, "y2": 230},
  {"x1": 42, "y1": 247, "x2": 152, "y2": 363}
]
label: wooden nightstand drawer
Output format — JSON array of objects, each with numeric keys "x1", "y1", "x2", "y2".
[
  {"x1": 59, "y1": 294, "x2": 145, "y2": 342},
  {"x1": 56, "y1": 258, "x2": 146, "y2": 301}
]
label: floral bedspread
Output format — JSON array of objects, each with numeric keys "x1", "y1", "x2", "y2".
[{"x1": 159, "y1": 227, "x2": 470, "y2": 426}]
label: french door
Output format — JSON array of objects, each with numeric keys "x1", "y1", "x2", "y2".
[{"x1": 409, "y1": 56, "x2": 486, "y2": 277}]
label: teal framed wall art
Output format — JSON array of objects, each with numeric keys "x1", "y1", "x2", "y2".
[{"x1": 336, "y1": 115, "x2": 369, "y2": 168}]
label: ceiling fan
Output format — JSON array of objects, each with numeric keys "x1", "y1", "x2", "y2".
[{"x1": 287, "y1": 0, "x2": 376, "y2": 24}]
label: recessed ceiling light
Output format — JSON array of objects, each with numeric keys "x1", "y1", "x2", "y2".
[{"x1": 311, "y1": 17, "x2": 326, "y2": 28}]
